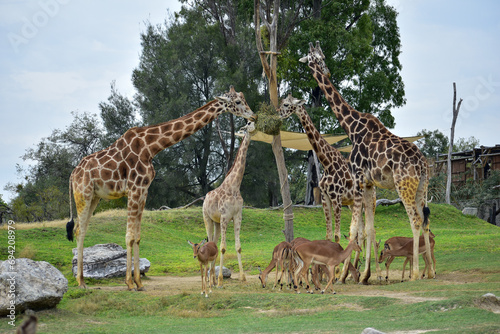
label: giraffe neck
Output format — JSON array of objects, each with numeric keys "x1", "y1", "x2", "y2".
[
  {"x1": 295, "y1": 107, "x2": 338, "y2": 166},
  {"x1": 221, "y1": 132, "x2": 251, "y2": 191},
  {"x1": 128, "y1": 100, "x2": 224, "y2": 159},
  {"x1": 310, "y1": 63, "x2": 363, "y2": 140}
]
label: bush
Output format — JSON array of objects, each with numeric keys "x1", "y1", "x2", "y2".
[{"x1": 428, "y1": 170, "x2": 500, "y2": 208}]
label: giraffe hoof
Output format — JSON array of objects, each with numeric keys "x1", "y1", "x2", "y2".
[{"x1": 137, "y1": 286, "x2": 146, "y2": 292}]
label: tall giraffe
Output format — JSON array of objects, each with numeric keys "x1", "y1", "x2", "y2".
[
  {"x1": 277, "y1": 94, "x2": 375, "y2": 282},
  {"x1": 66, "y1": 86, "x2": 255, "y2": 291},
  {"x1": 203, "y1": 121, "x2": 255, "y2": 287},
  {"x1": 277, "y1": 94, "x2": 358, "y2": 242},
  {"x1": 300, "y1": 41, "x2": 433, "y2": 282}
]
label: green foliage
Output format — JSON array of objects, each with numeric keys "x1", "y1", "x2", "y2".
[
  {"x1": 454, "y1": 136, "x2": 480, "y2": 152},
  {"x1": 415, "y1": 128, "x2": 449, "y2": 158},
  {"x1": 428, "y1": 170, "x2": 500, "y2": 208},
  {"x1": 99, "y1": 81, "x2": 139, "y2": 147},
  {"x1": 282, "y1": 0, "x2": 404, "y2": 130},
  {"x1": 6, "y1": 111, "x2": 103, "y2": 222}
]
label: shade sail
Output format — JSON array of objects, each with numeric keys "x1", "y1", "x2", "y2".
[{"x1": 238, "y1": 130, "x2": 423, "y2": 153}]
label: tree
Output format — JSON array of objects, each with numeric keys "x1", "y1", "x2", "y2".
[
  {"x1": 131, "y1": 7, "x2": 263, "y2": 209},
  {"x1": 446, "y1": 82, "x2": 463, "y2": 205},
  {"x1": 415, "y1": 129, "x2": 449, "y2": 158},
  {"x1": 99, "y1": 81, "x2": 139, "y2": 147},
  {"x1": 453, "y1": 136, "x2": 480, "y2": 152},
  {"x1": 7, "y1": 111, "x2": 103, "y2": 221},
  {"x1": 0, "y1": 195, "x2": 12, "y2": 223},
  {"x1": 254, "y1": 0, "x2": 307, "y2": 242},
  {"x1": 283, "y1": 0, "x2": 405, "y2": 127}
]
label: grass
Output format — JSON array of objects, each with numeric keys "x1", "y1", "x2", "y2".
[{"x1": 1, "y1": 203, "x2": 499, "y2": 333}]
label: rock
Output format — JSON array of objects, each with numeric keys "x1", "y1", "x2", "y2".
[
  {"x1": 361, "y1": 328, "x2": 386, "y2": 334},
  {"x1": 462, "y1": 207, "x2": 478, "y2": 216},
  {"x1": 0, "y1": 258, "x2": 68, "y2": 315},
  {"x1": 210, "y1": 266, "x2": 231, "y2": 279},
  {"x1": 476, "y1": 293, "x2": 500, "y2": 314},
  {"x1": 72, "y1": 243, "x2": 150, "y2": 279}
]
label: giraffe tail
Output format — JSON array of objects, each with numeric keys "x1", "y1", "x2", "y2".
[
  {"x1": 423, "y1": 206, "x2": 430, "y2": 227},
  {"x1": 66, "y1": 174, "x2": 75, "y2": 242}
]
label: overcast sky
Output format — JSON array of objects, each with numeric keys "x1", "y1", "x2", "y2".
[{"x1": 1, "y1": 0, "x2": 499, "y2": 202}]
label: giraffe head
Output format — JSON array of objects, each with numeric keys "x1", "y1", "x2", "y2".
[
  {"x1": 277, "y1": 93, "x2": 306, "y2": 119},
  {"x1": 216, "y1": 86, "x2": 256, "y2": 121},
  {"x1": 238, "y1": 121, "x2": 257, "y2": 136},
  {"x1": 299, "y1": 41, "x2": 331, "y2": 77}
]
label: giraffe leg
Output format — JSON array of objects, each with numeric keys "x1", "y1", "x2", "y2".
[
  {"x1": 212, "y1": 223, "x2": 221, "y2": 286},
  {"x1": 217, "y1": 218, "x2": 228, "y2": 287},
  {"x1": 133, "y1": 198, "x2": 146, "y2": 291},
  {"x1": 75, "y1": 195, "x2": 100, "y2": 289},
  {"x1": 321, "y1": 191, "x2": 334, "y2": 241},
  {"x1": 396, "y1": 177, "x2": 423, "y2": 281},
  {"x1": 203, "y1": 213, "x2": 215, "y2": 242},
  {"x1": 349, "y1": 205, "x2": 364, "y2": 283},
  {"x1": 340, "y1": 195, "x2": 363, "y2": 284},
  {"x1": 417, "y1": 179, "x2": 435, "y2": 279},
  {"x1": 125, "y1": 193, "x2": 146, "y2": 291},
  {"x1": 332, "y1": 197, "x2": 342, "y2": 244},
  {"x1": 234, "y1": 212, "x2": 246, "y2": 282},
  {"x1": 361, "y1": 186, "x2": 381, "y2": 283}
]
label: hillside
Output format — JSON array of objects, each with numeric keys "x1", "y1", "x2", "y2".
[{"x1": 1, "y1": 203, "x2": 499, "y2": 333}]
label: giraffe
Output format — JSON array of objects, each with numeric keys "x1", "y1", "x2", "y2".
[
  {"x1": 300, "y1": 41, "x2": 433, "y2": 283},
  {"x1": 277, "y1": 94, "x2": 373, "y2": 282},
  {"x1": 66, "y1": 86, "x2": 255, "y2": 291},
  {"x1": 203, "y1": 121, "x2": 256, "y2": 287}
]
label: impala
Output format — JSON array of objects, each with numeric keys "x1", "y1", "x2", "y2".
[
  {"x1": 188, "y1": 240, "x2": 218, "y2": 297},
  {"x1": 378, "y1": 233, "x2": 436, "y2": 281},
  {"x1": 293, "y1": 237, "x2": 362, "y2": 294},
  {"x1": 258, "y1": 241, "x2": 292, "y2": 290}
]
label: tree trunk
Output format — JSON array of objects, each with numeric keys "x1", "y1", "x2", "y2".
[
  {"x1": 255, "y1": 0, "x2": 294, "y2": 242},
  {"x1": 446, "y1": 82, "x2": 463, "y2": 204}
]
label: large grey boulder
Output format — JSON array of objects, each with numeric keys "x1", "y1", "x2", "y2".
[
  {"x1": 0, "y1": 258, "x2": 68, "y2": 315},
  {"x1": 212, "y1": 266, "x2": 231, "y2": 279},
  {"x1": 72, "y1": 243, "x2": 150, "y2": 279}
]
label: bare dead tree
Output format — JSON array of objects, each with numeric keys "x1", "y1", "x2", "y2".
[
  {"x1": 254, "y1": 0, "x2": 305, "y2": 242},
  {"x1": 446, "y1": 82, "x2": 463, "y2": 204}
]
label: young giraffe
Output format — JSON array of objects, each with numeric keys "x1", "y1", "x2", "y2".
[
  {"x1": 203, "y1": 121, "x2": 256, "y2": 287},
  {"x1": 277, "y1": 94, "x2": 371, "y2": 282},
  {"x1": 66, "y1": 86, "x2": 255, "y2": 291},
  {"x1": 300, "y1": 41, "x2": 433, "y2": 282}
]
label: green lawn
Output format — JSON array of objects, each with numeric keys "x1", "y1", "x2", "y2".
[{"x1": 1, "y1": 203, "x2": 499, "y2": 333}]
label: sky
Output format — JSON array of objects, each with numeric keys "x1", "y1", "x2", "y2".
[{"x1": 0, "y1": 0, "x2": 499, "y2": 202}]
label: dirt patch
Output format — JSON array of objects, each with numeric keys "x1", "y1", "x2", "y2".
[{"x1": 96, "y1": 272, "x2": 446, "y2": 305}]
